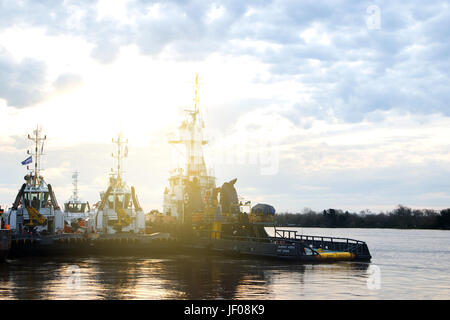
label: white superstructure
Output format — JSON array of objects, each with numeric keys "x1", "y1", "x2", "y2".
[
  {"x1": 64, "y1": 171, "x2": 92, "y2": 227},
  {"x1": 163, "y1": 74, "x2": 217, "y2": 222},
  {"x1": 3, "y1": 126, "x2": 65, "y2": 234},
  {"x1": 94, "y1": 133, "x2": 145, "y2": 234}
]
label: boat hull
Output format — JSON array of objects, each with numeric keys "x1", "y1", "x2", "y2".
[
  {"x1": 8, "y1": 232, "x2": 183, "y2": 258},
  {"x1": 184, "y1": 237, "x2": 372, "y2": 263},
  {"x1": 7, "y1": 230, "x2": 372, "y2": 263},
  {"x1": 0, "y1": 230, "x2": 12, "y2": 261}
]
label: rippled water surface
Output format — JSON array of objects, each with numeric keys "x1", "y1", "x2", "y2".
[{"x1": 1, "y1": 228, "x2": 449, "y2": 299}]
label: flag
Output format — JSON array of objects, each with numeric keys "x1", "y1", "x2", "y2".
[
  {"x1": 21, "y1": 156, "x2": 32, "y2": 165},
  {"x1": 124, "y1": 145, "x2": 128, "y2": 157}
]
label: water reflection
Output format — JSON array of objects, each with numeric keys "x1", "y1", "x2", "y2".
[
  {"x1": 2, "y1": 228, "x2": 449, "y2": 299},
  {"x1": 0, "y1": 254, "x2": 370, "y2": 300}
]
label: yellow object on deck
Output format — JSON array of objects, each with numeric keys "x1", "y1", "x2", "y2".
[
  {"x1": 211, "y1": 221, "x2": 221, "y2": 239},
  {"x1": 115, "y1": 208, "x2": 132, "y2": 227},
  {"x1": 316, "y1": 251, "x2": 355, "y2": 260},
  {"x1": 25, "y1": 207, "x2": 46, "y2": 226}
]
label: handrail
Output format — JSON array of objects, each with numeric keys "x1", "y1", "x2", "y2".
[
  {"x1": 209, "y1": 229, "x2": 366, "y2": 246},
  {"x1": 208, "y1": 230, "x2": 365, "y2": 249},
  {"x1": 274, "y1": 228, "x2": 366, "y2": 245}
]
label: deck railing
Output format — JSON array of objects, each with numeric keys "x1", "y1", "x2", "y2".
[{"x1": 274, "y1": 228, "x2": 366, "y2": 245}]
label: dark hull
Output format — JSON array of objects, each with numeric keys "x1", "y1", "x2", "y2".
[
  {"x1": 0, "y1": 249, "x2": 9, "y2": 261},
  {"x1": 8, "y1": 233, "x2": 184, "y2": 258},
  {"x1": 185, "y1": 237, "x2": 372, "y2": 263},
  {"x1": 0, "y1": 230, "x2": 12, "y2": 261},
  {"x1": 8, "y1": 230, "x2": 372, "y2": 263}
]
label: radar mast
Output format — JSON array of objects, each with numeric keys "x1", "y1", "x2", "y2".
[
  {"x1": 169, "y1": 73, "x2": 208, "y2": 178},
  {"x1": 111, "y1": 133, "x2": 128, "y2": 188},
  {"x1": 71, "y1": 171, "x2": 79, "y2": 202},
  {"x1": 163, "y1": 73, "x2": 216, "y2": 221},
  {"x1": 27, "y1": 125, "x2": 46, "y2": 187}
]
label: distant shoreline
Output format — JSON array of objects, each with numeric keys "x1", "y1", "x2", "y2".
[{"x1": 273, "y1": 205, "x2": 450, "y2": 230}]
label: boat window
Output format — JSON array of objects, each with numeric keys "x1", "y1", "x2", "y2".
[
  {"x1": 303, "y1": 247, "x2": 314, "y2": 256},
  {"x1": 107, "y1": 194, "x2": 115, "y2": 208},
  {"x1": 115, "y1": 194, "x2": 124, "y2": 209},
  {"x1": 67, "y1": 203, "x2": 86, "y2": 213},
  {"x1": 23, "y1": 192, "x2": 31, "y2": 207},
  {"x1": 30, "y1": 192, "x2": 41, "y2": 210},
  {"x1": 42, "y1": 192, "x2": 49, "y2": 207},
  {"x1": 124, "y1": 194, "x2": 131, "y2": 209}
]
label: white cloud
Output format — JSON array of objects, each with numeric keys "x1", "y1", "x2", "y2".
[
  {"x1": 96, "y1": 0, "x2": 135, "y2": 25},
  {"x1": 299, "y1": 25, "x2": 331, "y2": 45},
  {"x1": 206, "y1": 3, "x2": 225, "y2": 24}
]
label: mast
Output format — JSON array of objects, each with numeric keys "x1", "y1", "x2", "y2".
[
  {"x1": 71, "y1": 171, "x2": 79, "y2": 202},
  {"x1": 27, "y1": 125, "x2": 46, "y2": 187},
  {"x1": 164, "y1": 73, "x2": 216, "y2": 220},
  {"x1": 111, "y1": 133, "x2": 128, "y2": 187},
  {"x1": 169, "y1": 73, "x2": 208, "y2": 179},
  {"x1": 190, "y1": 73, "x2": 200, "y2": 177}
]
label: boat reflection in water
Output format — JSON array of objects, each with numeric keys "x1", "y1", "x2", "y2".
[{"x1": 0, "y1": 255, "x2": 369, "y2": 300}]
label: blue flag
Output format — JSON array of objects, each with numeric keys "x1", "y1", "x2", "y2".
[{"x1": 21, "y1": 156, "x2": 32, "y2": 165}]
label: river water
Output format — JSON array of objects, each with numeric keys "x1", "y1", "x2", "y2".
[{"x1": 0, "y1": 228, "x2": 449, "y2": 299}]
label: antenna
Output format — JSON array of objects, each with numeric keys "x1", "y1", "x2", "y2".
[
  {"x1": 194, "y1": 72, "x2": 200, "y2": 114},
  {"x1": 27, "y1": 125, "x2": 46, "y2": 186},
  {"x1": 111, "y1": 132, "x2": 128, "y2": 185},
  {"x1": 168, "y1": 73, "x2": 209, "y2": 178},
  {"x1": 72, "y1": 171, "x2": 79, "y2": 202}
]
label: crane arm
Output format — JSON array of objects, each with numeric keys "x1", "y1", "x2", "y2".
[
  {"x1": 25, "y1": 206, "x2": 46, "y2": 226},
  {"x1": 115, "y1": 207, "x2": 132, "y2": 227}
]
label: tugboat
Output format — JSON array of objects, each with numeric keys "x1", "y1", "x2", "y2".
[
  {"x1": 152, "y1": 74, "x2": 372, "y2": 262},
  {"x1": 2, "y1": 126, "x2": 89, "y2": 257},
  {"x1": 89, "y1": 133, "x2": 178, "y2": 255},
  {"x1": 93, "y1": 133, "x2": 146, "y2": 235},
  {"x1": 1, "y1": 128, "x2": 182, "y2": 257},
  {"x1": 64, "y1": 171, "x2": 90, "y2": 232}
]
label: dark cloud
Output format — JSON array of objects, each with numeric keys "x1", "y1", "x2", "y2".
[
  {"x1": 0, "y1": 52, "x2": 86, "y2": 108},
  {"x1": 0, "y1": 54, "x2": 46, "y2": 107}
]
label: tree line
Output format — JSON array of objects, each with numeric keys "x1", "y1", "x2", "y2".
[{"x1": 274, "y1": 205, "x2": 450, "y2": 230}]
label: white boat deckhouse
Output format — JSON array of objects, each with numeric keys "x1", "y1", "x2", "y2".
[
  {"x1": 93, "y1": 133, "x2": 145, "y2": 234},
  {"x1": 3, "y1": 126, "x2": 65, "y2": 235},
  {"x1": 64, "y1": 171, "x2": 90, "y2": 221},
  {"x1": 163, "y1": 73, "x2": 217, "y2": 223}
]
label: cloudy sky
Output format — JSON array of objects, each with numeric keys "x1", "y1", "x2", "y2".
[{"x1": 1, "y1": 0, "x2": 449, "y2": 213}]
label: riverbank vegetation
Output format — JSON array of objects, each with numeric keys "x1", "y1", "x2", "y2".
[{"x1": 275, "y1": 205, "x2": 450, "y2": 230}]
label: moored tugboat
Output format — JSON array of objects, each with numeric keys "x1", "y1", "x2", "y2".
[
  {"x1": 88, "y1": 133, "x2": 179, "y2": 255},
  {"x1": 2, "y1": 126, "x2": 89, "y2": 257},
  {"x1": 63, "y1": 171, "x2": 91, "y2": 233},
  {"x1": 93, "y1": 134, "x2": 145, "y2": 235},
  {"x1": 185, "y1": 179, "x2": 372, "y2": 262},
  {"x1": 151, "y1": 74, "x2": 372, "y2": 263}
]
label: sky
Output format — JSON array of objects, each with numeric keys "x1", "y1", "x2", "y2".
[{"x1": 0, "y1": 0, "x2": 449, "y2": 213}]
